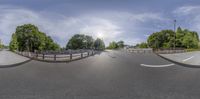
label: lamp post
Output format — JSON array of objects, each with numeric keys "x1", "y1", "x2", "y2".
[{"x1": 174, "y1": 20, "x2": 176, "y2": 50}]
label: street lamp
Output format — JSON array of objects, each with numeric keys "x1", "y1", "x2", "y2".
[{"x1": 174, "y1": 20, "x2": 176, "y2": 50}]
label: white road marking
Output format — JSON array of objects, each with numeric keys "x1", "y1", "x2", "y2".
[
  {"x1": 182, "y1": 56, "x2": 194, "y2": 62},
  {"x1": 140, "y1": 64, "x2": 174, "y2": 67}
]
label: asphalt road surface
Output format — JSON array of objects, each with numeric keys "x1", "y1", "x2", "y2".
[{"x1": 0, "y1": 50, "x2": 200, "y2": 99}]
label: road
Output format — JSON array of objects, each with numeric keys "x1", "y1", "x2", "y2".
[{"x1": 0, "y1": 50, "x2": 200, "y2": 99}]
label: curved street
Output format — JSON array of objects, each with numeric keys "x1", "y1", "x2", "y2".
[{"x1": 0, "y1": 50, "x2": 200, "y2": 99}]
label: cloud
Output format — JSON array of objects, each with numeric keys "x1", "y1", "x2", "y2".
[
  {"x1": 173, "y1": 5, "x2": 200, "y2": 15},
  {"x1": 0, "y1": 5, "x2": 165, "y2": 46},
  {"x1": 173, "y1": 5, "x2": 200, "y2": 37}
]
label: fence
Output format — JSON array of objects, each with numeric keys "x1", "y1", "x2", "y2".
[
  {"x1": 127, "y1": 48, "x2": 186, "y2": 54},
  {"x1": 127, "y1": 48, "x2": 153, "y2": 53},
  {"x1": 16, "y1": 50, "x2": 95, "y2": 62},
  {"x1": 153, "y1": 48, "x2": 186, "y2": 54}
]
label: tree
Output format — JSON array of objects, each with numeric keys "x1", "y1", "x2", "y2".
[
  {"x1": 117, "y1": 41, "x2": 124, "y2": 48},
  {"x1": 43, "y1": 36, "x2": 60, "y2": 51},
  {"x1": 85, "y1": 35, "x2": 94, "y2": 49},
  {"x1": 176, "y1": 27, "x2": 185, "y2": 47},
  {"x1": 182, "y1": 32, "x2": 199, "y2": 48},
  {"x1": 94, "y1": 38, "x2": 105, "y2": 50},
  {"x1": 136, "y1": 42, "x2": 148, "y2": 48},
  {"x1": 147, "y1": 28, "x2": 199, "y2": 49},
  {"x1": 9, "y1": 33, "x2": 18, "y2": 51},
  {"x1": 107, "y1": 41, "x2": 118, "y2": 49},
  {"x1": 148, "y1": 30, "x2": 175, "y2": 48},
  {"x1": 66, "y1": 34, "x2": 94, "y2": 49},
  {"x1": 0, "y1": 39, "x2": 2, "y2": 49},
  {"x1": 10, "y1": 24, "x2": 60, "y2": 52}
]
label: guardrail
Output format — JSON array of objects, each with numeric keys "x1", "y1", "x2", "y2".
[
  {"x1": 154, "y1": 48, "x2": 186, "y2": 54},
  {"x1": 127, "y1": 48, "x2": 187, "y2": 54},
  {"x1": 127, "y1": 48, "x2": 153, "y2": 53},
  {"x1": 15, "y1": 50, "x2": 96, "y2": 62}
]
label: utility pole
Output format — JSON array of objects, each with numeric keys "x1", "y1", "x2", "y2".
[{"x1": 174, "y1": 20, "x2": 176, "y2": 50}]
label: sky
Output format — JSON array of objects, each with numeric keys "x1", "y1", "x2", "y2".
[{"x1": 0, "y1": 0, "x2": 200, "y2": 47}]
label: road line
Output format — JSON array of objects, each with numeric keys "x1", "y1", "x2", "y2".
[
  {"x1": 182, "y1": 56, "x2": 194, "y2": 62},
  {"x1": 140, "y1": 64, "x2": 174, "y2": 67}
]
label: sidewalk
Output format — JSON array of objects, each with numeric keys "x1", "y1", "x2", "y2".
[
  {"x1": 159, "y1": 51, "x2": 200, "y2": 65},
  {"x1": 0, "y1": 50, "x2": 30, "y2": 66}
]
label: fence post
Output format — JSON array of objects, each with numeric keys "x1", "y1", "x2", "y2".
[
  {"x1": 54, "y1": 54, "x2": 56, "y2": 61},
  {"x1": 70, "y1": 54, "x2": 72, "y2": 60},
  {"x1": 81, "y1": 53, "x2": 83, "y2": 58},
  {"x1": 43, "y1": 54, "x2": 45, "y2": 60}
]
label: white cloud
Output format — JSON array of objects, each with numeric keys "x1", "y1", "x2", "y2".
[
  {"x1": 0, "y1": 5, "x2": 164, "y2": 46},
  {"x1": 173, "y1": 5, "x2": 200, "y2": 39},
  {"x1": 173, "y1": 5, "x2": 200, "y2": 15}
]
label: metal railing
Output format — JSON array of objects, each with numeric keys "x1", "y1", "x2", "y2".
[
  {"x1": 127, "y1": 48, "x2": 153, "y2": 53},
  {"x1": 153, "y1": 48, "x2": 186, "y2": 54},
  {"x1": 127, "y1": 48, "x2": 186, "y2": 54}
]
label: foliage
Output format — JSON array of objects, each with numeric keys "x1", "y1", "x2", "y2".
[
  {"x1": 66, "y1": 34, "x2": 95, "y2": 49},
  {"x1": 9, "y1": 33, "x2": 18, "y2": 51},
  {"x1": 9, "y1": 24, "x2": 60, "y2": 52},
  {"x1": 148, "y1": 30, "x2": 175, "y2": 49},
  {"x1": 136, "y1": 42, "x2": 148, "y2": 48},
  {"x1": 182, "y1": 31, "x2": 199, "y2": 48},
  {"x1": 94, "y1": 38, "x2": 105, "y2": 50},
  {"x1": 107, "y1": 41, "x2": 118, "y2": 49},
  {"x1": 147, "y1": 27, "x2": 199, "y2": 49},
  {"x1": 117, "y1": 41, "x2": 124, "y2": 48},
  {"x1": 107, "y1": 40, "x2": 125, "y2": 49},
  {"x1": 0, "y1": 39, "x2": 2, "y2": 49}
]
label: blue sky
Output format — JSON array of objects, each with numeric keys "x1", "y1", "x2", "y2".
[{"x1": 0, "y1": 0, "x2": 200, "y2": 46}]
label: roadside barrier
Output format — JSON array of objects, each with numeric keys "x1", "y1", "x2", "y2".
[
  {"x1": 127, "y1": 48, "x2": 186, "y2": 54},
  {"x1": 127, "y1": 48, "x2": 153, "y2": 53},
  {"x1": 15, "y1": 50, "x2": 95, "y2": 62},
  {"x1": 154, "y1": 48, "x2": 186, "y2": 54}
]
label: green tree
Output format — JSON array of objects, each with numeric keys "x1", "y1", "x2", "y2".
[
  {"x1": 176, "y1": 27, "x2": 185, "y2": 47},
  {"x1": 148, "y1": 30, "x2": 175, "y2": 48},
  {"x1": 138, "y1": 42, "x2": 148, "y2": 48},
  {"x1": 10, "y1": 24, "x2": 60, "y2": 52},
  {"x1": 0, "y1": 39, "x2": 2, "y2": 49},
  {"x1": 84, "y1": 35, "x2": 94, "y2": 49},
  {"x1": 182, "y1": 32, "x2": 199, "y2": 48},
  {"x1": 94, "y1": 38, "x2": 105, "y2": 50},
  {"x1": 107, "y1": 41, "x2": 118, "y2": 49},
  {"x1": 117, "y1": 41, "x2": 124, "y2": 48},
  {"x1": 66, "y1": 34, "x2": 94, "y2": 49},
  {"x1": 147, "y1": 28, "x2": 199, "y2": 49},
  {"x1": 9, "y1": 33, "x2": 18, "y2": 51}
]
